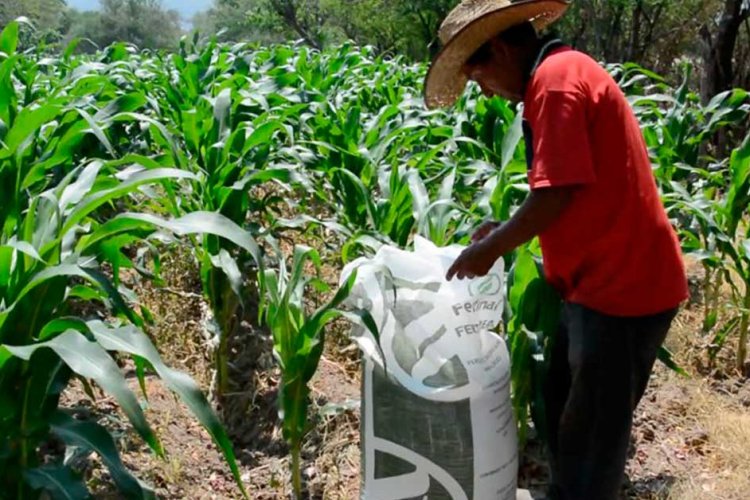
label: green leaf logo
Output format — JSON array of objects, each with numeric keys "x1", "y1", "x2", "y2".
[{"x1": 469, "y1": 274, "x2": 502, "y2": 297}]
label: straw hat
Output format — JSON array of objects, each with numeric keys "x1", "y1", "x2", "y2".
[{"x1": 424, "y1": 0, "x2": 570, "y2": 109}]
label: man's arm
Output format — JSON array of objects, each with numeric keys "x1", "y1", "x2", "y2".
[
  {"x1": 484, "y1": 186, "x2": 575, "y2": 254},
  {"x1": 446, "y1": 186, "x2": 576, "y2": 280}
]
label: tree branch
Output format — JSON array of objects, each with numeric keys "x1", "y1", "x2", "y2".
[{"x1": 269, "y1": 0, "x2": 322, "y2": 49}]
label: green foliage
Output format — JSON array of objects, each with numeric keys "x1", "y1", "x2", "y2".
[
  {"x1": 194, "y1": 0, "x2": 287, "y2": 44},
  {"x1": 199, "y1": 0, "x2": 454, "y2": 59},
  {"x1": 0, "y1": 20, "x2": 246, "y2": 499},
  {"x1": 555, "y1": 0, "x2": 714, "y2": 69},
  {"x1": 504, "y1": 244, "x2": 560, "y2": 445},
  {"x1": 63, "y1": 0, "x2": 183, "y2": 52},
  {"x1": 620, "y1": 60, "x2": 750, "y2": 369},
  {"x1": 196, "y1": 0, "x2": 748, "y2": 92},
  {"x1": 98, "y1": 0, "x2": 181, "y2": 49},
  {"x1": 0, "y1": 0, "x2": 68, "y2": 45}
]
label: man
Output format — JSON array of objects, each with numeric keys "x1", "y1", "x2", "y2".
[{"x1": 424, "y1": 1, "x2": 689, "y2": 499}]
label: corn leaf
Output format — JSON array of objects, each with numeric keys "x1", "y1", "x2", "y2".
[
  {"x1": 86, "y1": 320, "x2": 249, "y2": 499},
  {"x1": 115, "y1": 211, "x2": 262, "y2": 266},
  {"x1": 4, "y1": 330, "x2": 163, "y2": 456},
  {"x1": 60, "y1": 168, "x2": 197, "y2": 237},
  {"x1": 49, "y1": 411, "x2": 155, "y2": 499},
  {"x1": 23, "y1": 465, "x2": 89, "y2": 500},
  {"x1": 0, "y1": 21, "x2": 18, "y2": 57}
]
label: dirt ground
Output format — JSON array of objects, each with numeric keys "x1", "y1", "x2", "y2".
[{"x1": 58, "y1": 256, "x2": 750, "y2": 499}]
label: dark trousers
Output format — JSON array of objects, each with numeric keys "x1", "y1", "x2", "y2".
[{"x1": 544, "y1": 302, "x2": 678, "y2": 500}]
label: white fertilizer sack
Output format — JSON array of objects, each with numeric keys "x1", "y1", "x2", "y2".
[{"x1": 341, "y1": 237, "x2": 518, "y2": 500}]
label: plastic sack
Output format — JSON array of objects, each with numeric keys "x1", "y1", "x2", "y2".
[{"x1": 341, "y1": 236, "x2": 518, "y2": 500}]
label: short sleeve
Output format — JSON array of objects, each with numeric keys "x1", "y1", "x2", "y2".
[{"x1": 523, "y1": 89, "x2": 596, "y2": 189}]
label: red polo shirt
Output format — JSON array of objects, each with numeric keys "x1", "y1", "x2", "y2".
[{"x1": 523, "y1": 46, "x2": 688, "y2": 316}]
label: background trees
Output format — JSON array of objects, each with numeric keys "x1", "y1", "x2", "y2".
[
  {"x1": 1, "y1": 0, "x2": 181, "y2": 51},
  {"x1": 0, "y1": 0, "x2": 748, "y2": 96},
  {"x1": 194, "y1": 0, "x2": 750, "y2": 93}
]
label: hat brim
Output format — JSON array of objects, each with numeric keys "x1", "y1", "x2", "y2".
[{"x1": 424, "y1": 0, "x2": 570, "y2": 109}]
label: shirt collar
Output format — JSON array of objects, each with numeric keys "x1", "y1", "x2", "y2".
[{"x1": 523, "y1": 37, "x2": 566, "y2": 93}]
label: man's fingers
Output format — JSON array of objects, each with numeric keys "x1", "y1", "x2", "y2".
[
  {"x1": 447, "y1": 258, "x2": 466, "y2": 281},
  {"x1": 446, "y1": 263, "x2": 457, "y2": 281},
  {"x1": 447, "y1": 249, "x2": 481, "y2": 281},
  {"x1": 456, "y1": 265, "x2": 473, "y2": 280}
]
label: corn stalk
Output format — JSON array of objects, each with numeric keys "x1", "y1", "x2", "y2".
[{"x1": 259, "y1": 244, "x2": 357, "y2": 498}]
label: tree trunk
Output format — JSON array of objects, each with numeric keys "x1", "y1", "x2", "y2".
[
  {"x1": 605, "y1": 4, "x2": 626, "y2": 61},
  {"x1": 700, "y1": 0, "x2": 750, "y2": 103},
  {"x1": 270, "y1": 0, "x2": 323, "y2": 50},
  {"x1": 627, "y1": 0, "x2": 643, "y2": 62}
]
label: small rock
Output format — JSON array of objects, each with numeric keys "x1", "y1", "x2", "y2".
[
  {"x1": 303, "y1": 465, "x2": 317, "y2": 479},
  {"x1": 685, "y1": 429, "x2": 709, "y2": 449},
  {"x1": 641, "y1": 426, "x2": 655, "y2": 442}
]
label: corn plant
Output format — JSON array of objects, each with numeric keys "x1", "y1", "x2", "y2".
[
  {"x1": 671, "y1": 183, "x2": 728, "y2": 335},
  {"x1": 258, "y1": 244, "x2": 357, "y2": 498},
  {"x1": 503, "y1": 243, "x2": 561, "y2": 444},
  {"x1": 408, "y1": 167, "x2": 477, "y2": 246},
  {"x1": 616, "y1": 63, "x2": 749, "y2": 186},
  {"x1": 666, "y1": 138, "x2": 750, "y2": 371},
  {"x1": 453, "y1": 95, "x2": 521, "y2": 166},
  {"x1": 0, "y1": 21, "x2": 251, "y2": 497},
  {"x1": 124, "y1": 38, "x2": 305, "y2": 399},
  {"x1": 717, "y1": 134, "x2": 750, "y2": 370},
  {"x1": 176, "y1": 87, "x2": 294, "y2": 398},
  {"x1": 0, "y1": 157, "x2": 249, "y2": 497}
]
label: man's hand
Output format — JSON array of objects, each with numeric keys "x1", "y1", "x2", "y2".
[
  {"x1": 446, "y1": 238, "x2": 500, "y2": 280},
  {"x1": 446, "y1": 186, "x2": 577, "y2": 282}
]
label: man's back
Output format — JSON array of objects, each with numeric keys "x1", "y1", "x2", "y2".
[{"x1": 523, "y1": 47, "x2": 688, "y2": 316}]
